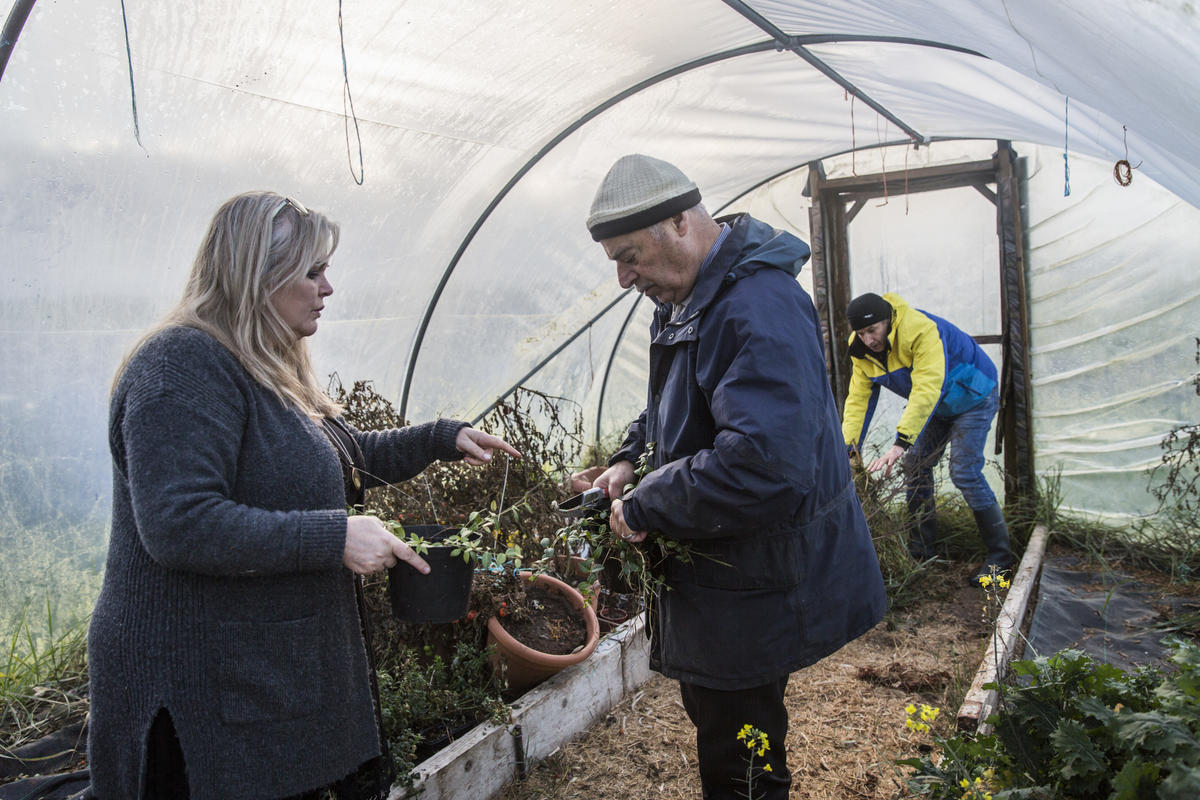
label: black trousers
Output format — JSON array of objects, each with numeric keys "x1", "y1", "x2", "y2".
[
  {"x1": 143, "y1": 709, "x2": 189, "y2": 799},
  {"x1": 141, "y1": 708, "x2": 381, "y2": 800},
  {"x1": 679, "y1": 676, "x2": 793, "y2": 800}
]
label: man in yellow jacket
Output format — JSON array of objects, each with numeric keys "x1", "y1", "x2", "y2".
[{"x1": 842, "y1": 292, "x2": 1013, "y2": 579}]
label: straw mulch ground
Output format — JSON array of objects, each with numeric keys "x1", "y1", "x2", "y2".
[{"x1": 497, "y1": 560, "x2": 991, "y2": 800}]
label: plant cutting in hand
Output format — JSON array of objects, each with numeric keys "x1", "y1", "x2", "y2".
[{"x1": 534, "y1": 442, "x2": 700, "y2": 605}]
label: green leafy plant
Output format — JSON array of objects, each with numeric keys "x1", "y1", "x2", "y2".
[
  {"x1": 328, "y1": 376, "x2": 586, "y2": 568},
  {"x1": 391, "y1": 513, "x2": 525, "y2": 574},
  {"x1": 897, "y1": 637, "x2": 1200, "y2": 798},
  {"x1": 376, "y1": 637, "x2": 509, "y2": 797}
]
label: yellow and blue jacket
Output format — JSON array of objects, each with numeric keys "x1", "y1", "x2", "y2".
[{"x1": 842, "y1": 293, "x2": 997, "y2": 451}]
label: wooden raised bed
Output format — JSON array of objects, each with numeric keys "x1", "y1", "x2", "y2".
[{"x1": 399, "y1": 613, "x2": 652, "y2": 800}]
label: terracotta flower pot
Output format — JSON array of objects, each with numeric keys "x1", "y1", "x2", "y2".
[
  {"x1": 486, "y1": 572, "x2": 600, "y2": 694},
  {"x1": 597, "y1": 604, "x2": 631, "y2": 633},
  {"x1": 596, "y1": 588, "x2": 644, "y2": 633},
  {"x1": 387, "y1": 525, "x2": 474, "y2": 624}
]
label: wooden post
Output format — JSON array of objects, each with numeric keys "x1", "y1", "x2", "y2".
[{"x1": 994, "y1": 141, "x2": 1036, "y2": 503}]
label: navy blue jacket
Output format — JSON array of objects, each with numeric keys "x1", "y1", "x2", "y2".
[{"x1": 611, "y1": 214, "x2": 887, "y2": 689}]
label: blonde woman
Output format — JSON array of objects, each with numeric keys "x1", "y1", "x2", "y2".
[{"x1": 87, "y1": 192, "x2": 519, "y2": 799}]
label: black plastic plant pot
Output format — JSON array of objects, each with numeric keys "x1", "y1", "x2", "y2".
[{"x1": 387, "y1": 524, "x2": 474, "y2": 624}]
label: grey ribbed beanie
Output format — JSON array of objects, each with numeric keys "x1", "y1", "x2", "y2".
[{"x1": 586, "y1": 154, "x2": 701, "y2": 242}]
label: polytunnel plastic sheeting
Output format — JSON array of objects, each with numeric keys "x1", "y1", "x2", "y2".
[
  {"x1": 5, "y1": 0, "x2": 1200, "y2": 626},
  {"x1": 1022, "y1": 148, "x2": 1200, "y2": 517},
  {"x1": 727, "y1": 141, "x2": 1200, "y2": 518},
  {"x1": 404, "y1": 48, "x2": 870, "y2": 423},
  {"x1": 402, "y1": 40, "x2": 1114, "y2": 427},
  {"x1": 751, "y1": 0, "x2": 1200, "y2": 209}
]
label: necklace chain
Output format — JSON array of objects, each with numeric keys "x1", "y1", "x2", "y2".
[{"x1": 320, "y1": 417, "x2": 362, "y2": 491}]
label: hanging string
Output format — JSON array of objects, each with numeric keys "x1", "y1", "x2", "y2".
[
  {"x1": 338, "y1": 0, "x2": 365, "y2": 185},
  {"x1": 495, "y1": 453, "x2": 511, "y2": 533},
  {"x1": 847, "y1": 89, "x2": 857, "y2": 176},
  {"x1": 119, "y1": 0, "x2": 145, "y2": 150},
  {"x1": 1062, "y1": 96, "x2": 1071, "y2": 197},
  {"x1": 876, "y1": 118, "x2": 888, "y2": 207},
  {"x1": 422, "y1": 474, "x2": 441, "y2": 526},
  {"x1": 1113, "y1": 125, "x2": 1140, "y2": 187}
]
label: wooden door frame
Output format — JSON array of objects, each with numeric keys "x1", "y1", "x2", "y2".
[{"x1": 806, "y1": 140, "x2": 1035, "y2": 502}]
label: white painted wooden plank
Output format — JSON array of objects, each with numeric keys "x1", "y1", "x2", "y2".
[
  {"x1": 397, "y1": 717, "x2": 515, "y2": 800},
  {"x1": 515, "y1": 633, "x2": 625, "y2": 763},
  {"x1": 957, "y1": 523, "x2": 1051, "y2": 732},
  {"x1": 615, "y1": 613, "x2": 653, "y2": 690},
  {"x1": 401, "y1": 613, "x2": 654, "y2": 799}
]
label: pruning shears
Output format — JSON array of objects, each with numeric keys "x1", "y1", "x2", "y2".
[{"x1": 553, "y1": 487, "x2": 610, "y2": 517}]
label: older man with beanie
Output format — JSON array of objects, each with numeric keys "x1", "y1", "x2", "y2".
[
  {"x1": 578, "y1": 154, "x2": 887, "y2": 800},
  {"x1": 842, "y1": 291, "x2": 1014, "y2": 581}
]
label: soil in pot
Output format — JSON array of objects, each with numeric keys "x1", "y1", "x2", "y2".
[
  {"x1": 496, "y1": 582, "x2": 587, "y2": 654},
  {"x1": 475, "y1": 571, "x2": 599, "y2": 694},
  {"x1": 472, "y1": 571, "x2": 589, "y2": 655}
]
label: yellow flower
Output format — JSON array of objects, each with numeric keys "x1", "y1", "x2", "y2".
[
  {"x1": 920, "y1": 704, "x2": 939, "y2": 722},
  {"x1": 763, "y1": 764, "x2": 773, "y2": 772},
  {"x1": 978, "y1": 574, "x2": 993, "y2": 588},
  {"x1": 998, "y1": 576, "x2": 1011, "y2": 589},
  {"x1": 737, "y1": 724, "x2": 752, "y2": 741},
  {"x1": 905, "y1": 718, "x2": 930, "y2": 733},
  {"x1": 905, "y1": 703, "x2": 917, "y2": 715}
]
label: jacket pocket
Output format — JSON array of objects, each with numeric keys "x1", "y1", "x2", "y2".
[
  {"x1": 213, "y1": 616, "x2": 326, "y2": 725},
  {"x1": 939, "y1": 363, "x2": 995, "y2": 416},
  {"x1": 663, "y1": 524, "x2": 803, "y2": 591}
]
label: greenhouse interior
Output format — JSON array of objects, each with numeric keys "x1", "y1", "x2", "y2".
[{"x1": 3, "y1": 0, "x2": 1200, "y2": 798}]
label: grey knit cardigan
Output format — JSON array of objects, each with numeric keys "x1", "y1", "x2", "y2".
[{"x1": 88, "y1": 326, "x2": 467, "y2": 799}]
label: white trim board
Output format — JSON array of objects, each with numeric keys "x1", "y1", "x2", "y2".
[{"x1": 396, "y1": 614, "x2": 653, "y2": 800}]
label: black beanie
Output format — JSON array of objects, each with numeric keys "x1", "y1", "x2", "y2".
[{"x1": 846, "y1": 293, "x2": 893, "y2": 330}]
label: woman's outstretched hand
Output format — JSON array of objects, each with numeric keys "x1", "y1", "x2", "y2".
[
  {"x1": 455, "y1": 427, "x2": 522, "y2": 466},
  {"x1": 344, "y1": 515, "x2": 430, "y2": 576}
]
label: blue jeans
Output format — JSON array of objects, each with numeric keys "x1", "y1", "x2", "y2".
[{"x1": 903, "y1": 390, "x2": 999, "y2": 511}]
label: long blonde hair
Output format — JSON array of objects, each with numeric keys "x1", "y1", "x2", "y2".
[{"x1": 116, "y1": 191, "x2": 342, "y2": 418}]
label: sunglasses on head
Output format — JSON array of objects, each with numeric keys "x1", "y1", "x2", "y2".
[{"x1": 272, "y1": 196, "x2": 309, "y2": 219}]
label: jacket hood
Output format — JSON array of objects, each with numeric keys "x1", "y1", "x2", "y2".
[{"x1": 679, "y1": 214, "x2": 811, "y2": 315}]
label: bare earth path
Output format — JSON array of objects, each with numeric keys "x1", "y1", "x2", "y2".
[{"x1": 498, "y1": 561, "x2": 989, "y2": 800}]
